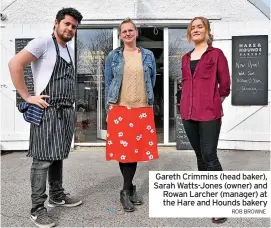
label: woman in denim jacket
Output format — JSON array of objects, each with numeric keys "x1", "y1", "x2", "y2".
[
  {"x1": 180, "y1": 17, "x2": 231, "y2": 224},
  {"x1": 104, "y1": 18, "x2": 159, "y2": 212}
]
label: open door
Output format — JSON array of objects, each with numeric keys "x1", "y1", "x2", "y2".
[{"x1": 137, "y1": 27, "x2": 164, "y2": 143}]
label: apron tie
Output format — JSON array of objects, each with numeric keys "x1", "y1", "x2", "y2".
[{"x1": 56, "y1": 104, "x2": 73, "y2": 119}]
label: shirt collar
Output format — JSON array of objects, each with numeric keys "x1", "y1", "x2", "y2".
[{"x1": 186, "y1": 45, "x2": 214, "y2": 57}]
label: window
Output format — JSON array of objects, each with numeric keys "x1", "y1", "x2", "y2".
[
  {"x1": 168, "y1": 28, "x2": 193, "y2": 142},
  {"x1": 75, "y1": 29, "x2": 113, "y2": 143}
]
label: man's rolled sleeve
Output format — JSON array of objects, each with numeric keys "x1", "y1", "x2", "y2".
[{"x1": 24, "y1": 37, "x2": 46, "y2": 59}]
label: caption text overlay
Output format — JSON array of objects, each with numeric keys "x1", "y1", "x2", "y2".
[{"x1": 149, "y1": 171, "x2": 270, "y2": 218}]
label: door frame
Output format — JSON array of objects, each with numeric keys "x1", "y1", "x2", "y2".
[
  {"x1": 96, "y1": 58, "x2": 106, "y2": 140},
  {"x1": 74, "y1": 20, "x2": 194, "y2": 146}
]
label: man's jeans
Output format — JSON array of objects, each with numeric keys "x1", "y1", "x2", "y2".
[
  {"x1": 182, "y1": 119, "x2": 223, "y2": 171},
  {"x1": 30, "y1": 159, "x2": 64, "y2": 209}
]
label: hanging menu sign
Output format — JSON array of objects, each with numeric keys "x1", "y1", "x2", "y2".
[
  {"x1": 176, "y1": 114, "x2": 192, "y2": 150},
  {"x1": 231, "y1": 35, "x2": 268, "y2": 105},
  {"x1": 15, "y1": 38, "x2": 34, "y2": 106}
]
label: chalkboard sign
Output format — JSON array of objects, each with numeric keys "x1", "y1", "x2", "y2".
[
  {"x1": 176, "y1": 114, "x2": 192, "y2": 150},
  {"x1": 231, "y1": 35, "x2": 268, "y2": 105},
  {"x1": 15, "y1": 38, "x2": 34, "y2": 106}
]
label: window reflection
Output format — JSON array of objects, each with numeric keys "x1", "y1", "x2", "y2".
[
  {"x1": 168, "y1": 28, "x2": 193, "y2": 142},
  {"x1": 75, "y1": 29, "x2": 113, "y2": 143}
]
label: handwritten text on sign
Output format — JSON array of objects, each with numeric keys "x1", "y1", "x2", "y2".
[
  {"x1": 231, "y1": 35, "x2": 268, "y2": 105},
  {"x1": 149, "y1": 171, "x2": 270, "y2": 218}
]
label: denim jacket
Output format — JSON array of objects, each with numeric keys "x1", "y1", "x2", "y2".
[{"x1": 104, "y1": 47, "x2": 156, "y2": 113}]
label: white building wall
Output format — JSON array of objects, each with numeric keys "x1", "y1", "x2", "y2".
[
  {"x1": 1, "y1": 0, "x2": 268, "y2": 25},
  {"x1": 212, "y1": 21, "x2": 270, "y2": 151}
]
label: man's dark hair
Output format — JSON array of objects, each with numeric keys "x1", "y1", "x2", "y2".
[{"x1": 55, "y1": 7, "x2": 83, "y2": 24}]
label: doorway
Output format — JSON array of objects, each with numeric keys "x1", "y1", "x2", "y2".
[
  {"x1": 137, "y1": 27, "x2": 164, "y2": 143},
  {"x1": 97, "y1": 27, "x2": 164, "y2": 142},
  {"x1": 76, "y1": 27, "x2": 164, "y2": 143}
]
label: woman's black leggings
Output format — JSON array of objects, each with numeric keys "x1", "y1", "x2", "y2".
[
  {"x1": 182, "y1": 119, "x2": 223, "y2": 171},
  {"x1": 119, "y1": 162, "x2": 137, "y2": 190}
]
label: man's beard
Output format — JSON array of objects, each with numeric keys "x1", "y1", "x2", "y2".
[{"x1": 56, "y1": 30, "x2": 73, "y2": 43}]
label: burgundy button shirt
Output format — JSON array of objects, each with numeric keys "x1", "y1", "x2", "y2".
[{"x1": 180, "y1": 46, "x2": 231, "y2": 121}]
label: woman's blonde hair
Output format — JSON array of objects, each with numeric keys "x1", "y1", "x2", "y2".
[
  {"x1": 187, "y1": 16, "x2": 213, "y2": 45},
  {"x1": 119, "y1": 17, "x2": 137, "y2": 33}
]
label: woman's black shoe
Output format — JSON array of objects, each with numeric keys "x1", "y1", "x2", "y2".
[
  {"x1": 130, "y1": 185, "x2": 143, "y2": 205},
  {"x1": 120, "y1": 190, "x2": 135, "y2": 212}
]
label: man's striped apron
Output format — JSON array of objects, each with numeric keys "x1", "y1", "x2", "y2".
[{"x1": 27, "y1": 34, "x2": 75, "y2": 161}]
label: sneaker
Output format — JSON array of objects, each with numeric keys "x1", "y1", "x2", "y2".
[
  {"x1": 30, "y1": 206, "x2": 55, "y2": 228},
  {"x1": 48, "y1": 193, "x2": 82, "y2": 208}
]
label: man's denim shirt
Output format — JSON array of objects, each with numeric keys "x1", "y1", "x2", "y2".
[{"x1": 104, "y1": 47, "x2": 156, "y2": 113}]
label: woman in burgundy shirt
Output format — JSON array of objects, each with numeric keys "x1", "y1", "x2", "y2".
[{"x1": 180, "y1": 17, "x2": 230, "y2": 224}]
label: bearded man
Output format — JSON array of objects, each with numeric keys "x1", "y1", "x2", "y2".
[{"x1": 8, "y1": 8, "x2": 83, "y2": 228}]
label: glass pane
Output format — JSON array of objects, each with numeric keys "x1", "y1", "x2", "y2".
[
  {"x1": 75, "y1": 29, "x2": 113, "y2": 143},
  {"x1": 168, "y1": 28, "x2": 193, "y2": 142}
]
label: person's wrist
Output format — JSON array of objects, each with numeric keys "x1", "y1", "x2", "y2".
[{"x1": 25, "y1": 94, "x2": 32, "y2": 103}]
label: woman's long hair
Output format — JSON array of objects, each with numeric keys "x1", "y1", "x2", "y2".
[{"x1": 187, "y1": 16, "x2": 213, "y2": 45}]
